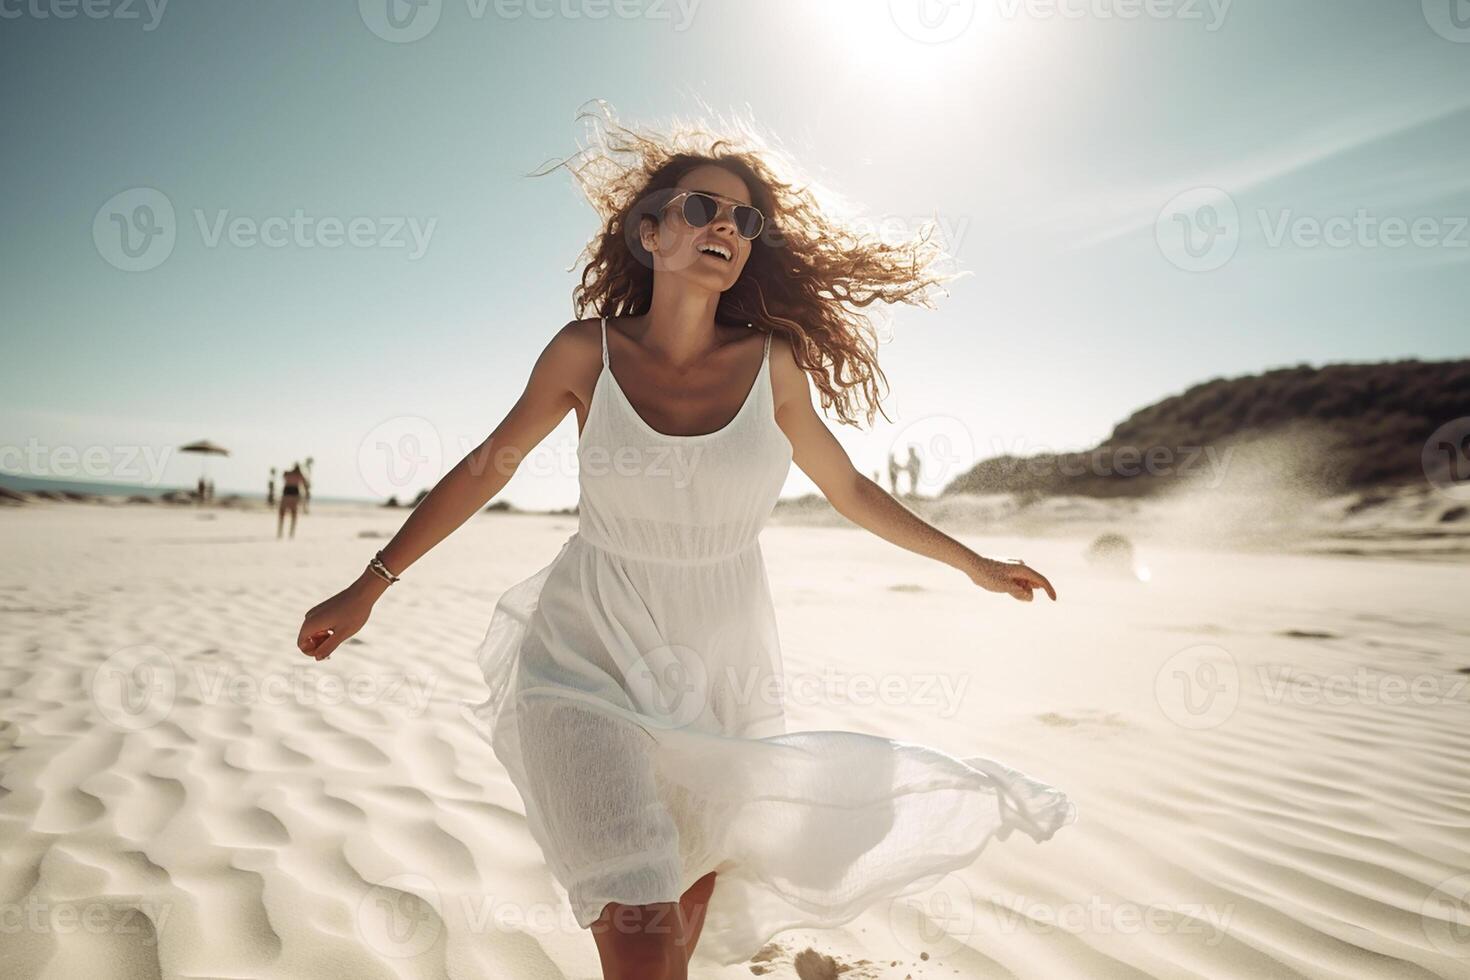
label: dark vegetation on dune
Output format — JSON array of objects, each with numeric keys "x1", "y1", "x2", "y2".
[{"x1": 944, "y1": 359, "x2": 1470, "y2": 498}]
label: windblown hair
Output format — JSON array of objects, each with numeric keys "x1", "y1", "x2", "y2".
[{"x1": 529, "y1": 100, "x2": 966, "y2": 428}]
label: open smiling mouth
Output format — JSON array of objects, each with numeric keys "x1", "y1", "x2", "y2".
[{"x1": 697, "y1": 243, "x2": 733, "y2": 262}]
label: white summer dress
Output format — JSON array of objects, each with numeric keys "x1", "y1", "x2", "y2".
[{"x1": 459, "y1": 316, "x2": 1076, "y2": 966}]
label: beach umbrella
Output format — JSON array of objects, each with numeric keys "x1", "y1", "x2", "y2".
[{"x1": 178, "y1": 440, "x2": 229, "y2": 482}]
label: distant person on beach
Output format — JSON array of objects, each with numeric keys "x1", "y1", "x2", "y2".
[
  {"x1": 886, "y1": 451, "x2": 900, "y2": 495},
  {"x1": 277, "y1": 463, "x2": 309, "y2": 539},
  {"x1": 196, "y1": 476, "x2": 206, "y2": 505},
  {"x1": 904, "y1": 445, "x2": 922, "y2": 497},
  {"x1": 267, "y1": 468, "x2": 276, "y2": 506}
]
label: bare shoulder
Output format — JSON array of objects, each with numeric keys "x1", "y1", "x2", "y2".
[
  {"x1": 551, "y1": 317, "x2": 603, "y2": 353},
  {"x1": 536, "y1": 318, "x2": 604, "y2": 372},
  {"x1": 512, "y1": 318, "x2": 604, "y2": 408},
  {"x1": 767, "y1": 331, "x2": 807, "y2": 414}
]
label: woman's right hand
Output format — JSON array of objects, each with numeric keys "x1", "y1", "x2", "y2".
[{"x1": 297, "y1": 572, "x2": 386, "y2": 661}]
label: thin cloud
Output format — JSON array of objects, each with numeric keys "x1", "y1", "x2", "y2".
[{"x1": 1052, "y1": 98, "x2": 1470, "y2": 253}]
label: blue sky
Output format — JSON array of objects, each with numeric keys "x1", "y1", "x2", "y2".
[{"x1": 3, "y1": 0, "x2": 1468, "y2": 508}]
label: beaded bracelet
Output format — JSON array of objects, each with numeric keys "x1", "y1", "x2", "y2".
[{"x1": 367, "y1": 550, "x2": 401, "y2": 584}]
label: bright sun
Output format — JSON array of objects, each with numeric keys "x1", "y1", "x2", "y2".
[{"x1": 817, "y1": 0, "x2": 1003, "y2": 83}]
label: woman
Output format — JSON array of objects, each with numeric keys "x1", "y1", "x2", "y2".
[
  {"x1": 297, "y1": 105, "x2": 1074, "y2": 978},
  {"x1": 277, "y1": 462, "x2": 308, "y2": 539}
]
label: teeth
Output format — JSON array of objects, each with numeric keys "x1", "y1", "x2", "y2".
[{"x1": 699, "y1": 244, "x2": 731, "y2": 261}]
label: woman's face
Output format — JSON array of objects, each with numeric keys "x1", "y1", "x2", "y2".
[{"x1": 641, "y1": 164, "x2": 755, "y2": 290}]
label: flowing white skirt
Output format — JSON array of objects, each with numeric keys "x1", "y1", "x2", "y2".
[{"x1": 459, "y1": 533, "x2": 1077, "y2": 966}]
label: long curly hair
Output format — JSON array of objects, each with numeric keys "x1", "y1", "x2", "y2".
[{"x1": 528, "y1": 100, "x2": 966, "y2": 428}]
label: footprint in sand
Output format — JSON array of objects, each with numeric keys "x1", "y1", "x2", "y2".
[
  {"x1": 1278, "y1": 629, "x2": 1338, "y2": 640},
  {"x1": 1036, "y1": 709, "x2": 1130, "y2": 735}
]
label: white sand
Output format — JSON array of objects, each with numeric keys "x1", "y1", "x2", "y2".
[{"x1": 1, "y1": 500, "x2": 1467, "y2": 979}]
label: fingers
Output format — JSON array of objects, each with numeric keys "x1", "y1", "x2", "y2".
[
  {"x1": 1028, "y1": 567, "x2": 1057, "y2": 602},
  {"x1": 1012, "y1": 565, "x2": 1055, "y2": 601},
  {"x1": 297, "y1": 618, "x2": 324, "y2": 652},
  {"x1": 976, "y1": 559, "x2": 1057, "y2": 603},
  {"x1": 1009, "y1": 566, "x2": 1057, "y2": 602},
  {"x1": 310, "y1": 631, "x2": 346, "y2": 660},
  {"x1": 298, "y1": 621, "x2": 337, "y2": 661}
]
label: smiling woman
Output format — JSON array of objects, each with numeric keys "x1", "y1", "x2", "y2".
[
  {"x1": 298, "y1": 100, "x2": 1069, "y2": 979},
  {"x1": 549, "y1": 101, "x2": 963, "y2": 428}
]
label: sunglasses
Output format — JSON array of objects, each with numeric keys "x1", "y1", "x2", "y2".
[{"x1": 662, "y1": 189, "x2": 766, "y2": 241}]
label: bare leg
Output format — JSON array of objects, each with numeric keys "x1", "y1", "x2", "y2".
[
  {"x1": 677, "y1": 871, "x2": 717, "y2": 963},
  {"x1": 587, "y1": 870, "x2": 718, "y2": 978},
  {"x1": 279, "y1": 501, "x2": 298, "y2": 539},
  {"x1": 591, "y1": 900, "x2": 688, "y2": 980}
]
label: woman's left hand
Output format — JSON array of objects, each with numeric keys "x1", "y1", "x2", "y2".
[{"x1": 967, "y1": 555, "x2": 1057, "y2": 603}]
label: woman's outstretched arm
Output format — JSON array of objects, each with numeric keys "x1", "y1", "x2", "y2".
[
  {"x1": 297, "y1": 320, "x2": 595, "y2": 659},
  {"x1": 769, "y1": 335, "x2": 1056, "y2": 604}
]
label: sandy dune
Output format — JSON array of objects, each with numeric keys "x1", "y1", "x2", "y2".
[{"x1": 1, "y1": 502, "x2": 1467, "y2": 978}]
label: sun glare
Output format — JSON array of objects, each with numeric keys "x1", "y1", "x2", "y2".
[{"x1": 815, "y1": 0, "x2": 999, "y2": 84}]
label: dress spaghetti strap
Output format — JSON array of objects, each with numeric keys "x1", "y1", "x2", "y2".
[{"x1": 599, "y1": 316, "x2": 609, "y2": 366}]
